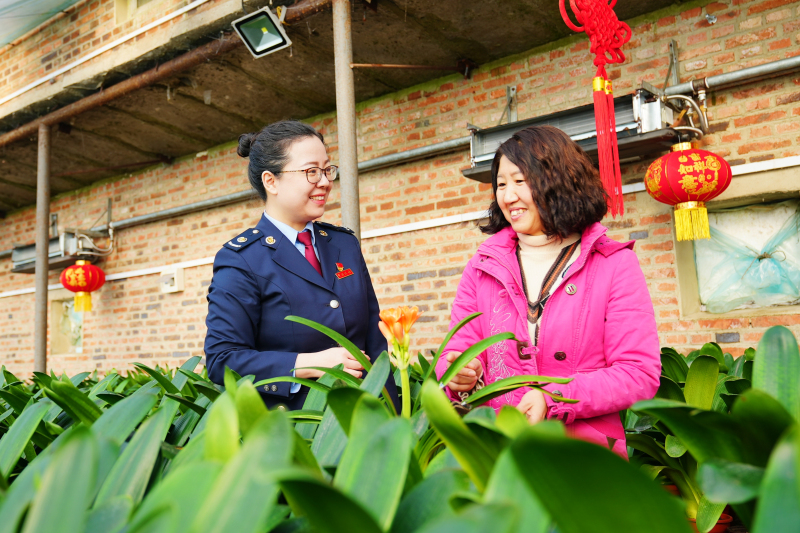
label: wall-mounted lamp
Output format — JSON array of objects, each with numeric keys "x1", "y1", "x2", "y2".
[{"x1": 231, "y1": 7, "x2": 292, "y2": 59}]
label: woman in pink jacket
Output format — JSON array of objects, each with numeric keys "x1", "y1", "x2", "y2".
[{"x1": 436, "y1": 125, "x2": 661, "y2": 456}]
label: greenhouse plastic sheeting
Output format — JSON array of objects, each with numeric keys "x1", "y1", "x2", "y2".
[{"x1": 695, "y1": 201, "x2": 800, "y2": 314}]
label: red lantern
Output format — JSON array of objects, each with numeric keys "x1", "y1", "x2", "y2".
[
  {"x1": 644, "y1": 142, "x2": 732, "y2": 241},
  {"x1": 60, "y1": 260, "x2": 105, "y2": 312}
]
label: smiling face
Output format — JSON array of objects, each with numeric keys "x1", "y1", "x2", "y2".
[
  {"x1": 495, "y1": 155, "x2": 545, "y2": 236},
  {"x1": 262, "y1": 136, "x2": 331, "y2": 231}
]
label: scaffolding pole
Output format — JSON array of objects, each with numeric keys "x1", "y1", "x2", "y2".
[
  {"x1": 332, "y1": 0, "x2": 360, "y2": 239},
  {"x1": 34, "y1": 123, "x2": 50, "y2": 373}
]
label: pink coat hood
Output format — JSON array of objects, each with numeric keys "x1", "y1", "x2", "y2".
[{"x1": 436, "y1": 222, "x2": 661, "y2": 455}]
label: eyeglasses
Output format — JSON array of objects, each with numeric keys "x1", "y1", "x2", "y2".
[{"x1": 281, "y1": 165, "x2": 339, "y2": 184}]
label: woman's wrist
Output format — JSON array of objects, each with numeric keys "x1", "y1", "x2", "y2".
[{"x1": 294, "y1": 353, "x2": 318, "y2": 379}]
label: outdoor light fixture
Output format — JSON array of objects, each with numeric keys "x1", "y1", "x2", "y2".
[{"x1": 231, "y1": 7, "x2": 292, "y2": 59}]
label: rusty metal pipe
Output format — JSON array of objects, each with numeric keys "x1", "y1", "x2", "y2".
[
  {"x1": 351, "y1": 63, "x2": 461, "y2": 71},
  {"x1": 34, "y1": 123, "x2": 50, "y2": 374},
  {"x1": 332, "y1": 0, "x2": 360, "y2": 239},
  {"x1": 0, "y1": 0, "x2": 332, "y2": 150}
]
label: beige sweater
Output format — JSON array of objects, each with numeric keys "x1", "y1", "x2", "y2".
[{"x1": 517, "y1": 233, "x2": 581, "y2": 343}]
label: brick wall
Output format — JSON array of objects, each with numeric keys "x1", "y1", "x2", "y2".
[
  {"x1": 1, "y1": 0, "x2": 800, "y2": 376},
  {"x1": 0, "y1": 0, "x2": 222, "y2": 116}
]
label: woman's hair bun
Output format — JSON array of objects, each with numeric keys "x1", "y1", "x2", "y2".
[{"x1": 237, "y1": 133, "x2": 254, "y2": 157}]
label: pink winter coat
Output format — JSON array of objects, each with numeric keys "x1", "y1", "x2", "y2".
[{"x1": 435, "y1": 222, "x2": 661, "y2": 456}]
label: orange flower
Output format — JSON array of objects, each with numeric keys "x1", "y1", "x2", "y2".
[
  {"x1": 379, "y1": 308, "x2": 402, "y2": 332},
  {"x1": 398, "y1": 306, "x2": 421, "y2": 333},
  {"x1": 378, "y1": 321, "x2": 393, "y2": 342}
]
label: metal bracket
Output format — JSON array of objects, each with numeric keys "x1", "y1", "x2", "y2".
[
  {"x1": 663, "y1": 40, "x2": 679, "y2": 90},
  {"x1": 497, "y1": 86, "x2": 518, "y2": 125},
  {"x1": 50, "y1": 214, "x2": 58, "y2": 239}
]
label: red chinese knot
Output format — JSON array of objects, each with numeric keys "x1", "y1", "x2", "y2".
[
  {"x1": 644, "y1": 143, "x2": 732, "y2": 241},
  {"x1": 560, "y1": 0, "x2": 632, "y2": 217},
  {"x1": 60, "y1": 260, "x2": 106, "y2": 312}
]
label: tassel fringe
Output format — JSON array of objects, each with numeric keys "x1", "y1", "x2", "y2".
[{"x1": 674, "y1": 202, "x2": 710, "y2": 241}]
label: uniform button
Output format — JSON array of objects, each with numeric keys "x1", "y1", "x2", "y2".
[
  {"x1": 271, "y1": 385, "x2": 278, "y2": 392},
  {"x1": 330, "y1": 299, "x2": 340, "y2": 309},
  {"x1": 554, "y1": 351, "x2": 567, "y2": 361},
  {"x1": 276, "y1": 405, "x2": 287, "y2": 411}
]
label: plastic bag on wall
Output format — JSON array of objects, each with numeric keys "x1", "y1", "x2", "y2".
[{"x1": 695, "y1": 201, "x2": 800, "y2": 314}]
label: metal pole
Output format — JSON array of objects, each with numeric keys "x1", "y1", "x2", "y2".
[
  {"x1": 332, "y1": 0, "x2": 360, "y2": 239},
  {"x1": 34, "y1": 123, "x2": 51, "y2": 373}
]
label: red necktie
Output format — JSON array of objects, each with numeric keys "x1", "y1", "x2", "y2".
[{"x1": 297, "y1": 230, "x2": 323, "y2": 277}]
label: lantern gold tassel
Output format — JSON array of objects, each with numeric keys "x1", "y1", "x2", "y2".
[
  {"x1": 74, "y1": 291, "x2": 92, "y2": 312},
  {"x1": 674, "y1": 201, "x2": 710, "y2": 241}
]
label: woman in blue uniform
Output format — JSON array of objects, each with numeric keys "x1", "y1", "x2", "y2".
[{"x1": 204, "y1": 120, "x2": 399, "y2": 411}]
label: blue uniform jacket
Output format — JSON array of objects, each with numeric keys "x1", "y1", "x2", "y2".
[{"x1": 204, "y1": 215, "x2": 399, "y2": 411}]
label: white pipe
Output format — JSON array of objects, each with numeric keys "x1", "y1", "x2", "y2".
[{"x1": 0, "y1": 0, "x2": 213, "y2": 108}]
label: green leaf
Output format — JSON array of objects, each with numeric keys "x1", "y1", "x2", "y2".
[
  {"x1": 665, "y1": 435, "x2": 688, "y2": 458},
  {"x1": 334, "y1": 416, "x2": 413, "y2": 529},
  {"x1": 634, "y1": 400, "x2": 745, "y2": 464},
  {"x1": 485, "y1": 449, "x2": 550, "y2": 533},
  {"x1": 97, "y1": 392, "x2": 126, "y2": 405},
  {"x1": 129, "y1": 462, "x2": 222, "y2": 533},
  {"x1": 751, "y1": 425, "x2": 800, "y2": 533},
  {"x1": 510, "y1": 422, "x2": 692, "y2": 533},
  {"x1": 84, "y1": 495, "x2": 133, "y2": 533},
  {"x1": 191, "y1": 412, "x2": 294, "y2": 533},
  {"x1": 292, "y1": 367, "x2": 362, "y2": 388},
  {"x1": 133, "y1": 363, "x2": 181, "y2": 396},
  {"x1": 661, "y1": 348, "x2": 689, "y2": 383},
  {"x1": 170, "y1": 396, "x2": 211, "y2": 447},
  {"x1": 699, "y1": 342, "x2": 728, "y2": 373},
  {"x1": 390, "y1": 469, "x2": 471, "y2": 533},
  {"x1": 656, "y1": 376, "x2": 686, "y2": 403},
  {"x1": 286, "y1": 315, "x2": 372, "y2": 371},
  {"x1": 286, "y1": 410, "x2": 324, "y2": 423},
  {"x1": 46, "y1": 380, "x2": 104, "y2": 425},
  {"x1": 298, "y1": 371, "x2": 338, "y2": 440},
  {"x1": 203, "y1": 393, "x2": 240, "y2": 463},
  {"x1": 164, "y1": 393, "x2": 208, "y2": 416},
  {"x1": 223, "y1": 367, "x2": 239, "y2": 398},
  {"x1": 234, "y1": 380, "x2": 269, "y2": 437},
  {"x1": 698, "y1": 458, "x2": 764, "y2": 504},
  {"x1": 327, "y1": 387, "x2": 366, "y2": 435},
  {"x1": 360, "y1": 352, "x2": 393, "y2": 400},
  {"x1": 193, "y1": 382, "x2": 221, "y2": 402},
  {"x1": 695, "y1": 497, "x2": 727, "y2": 533},
  {"x1": 753, "y1": 326, "x2": 800, "y2": 420},
  {"x1": 92, "y1": 387, "x2": 159, "y2": 445},
  {"x1": 463, "y1": 375, "x2": 572, "y2": 407},
  {"x1": 94, "y1": 406, "x2": 173, "y2": 507},
  {"x1": 426, "y1": 312, "x2": 481, "y2": 384},
  {"x1": 0, "y1": 401, "x2": 50, "y2": 477},
  {"x1": 20, "y1": 427, "x2": 97, "y2": 533},
  {"x1": 494, "y1": 405, "x2": 530, "y2": 439},
  {"x1": 253, "y1": 376, "x2": 332, "y2": 394},
  {"x1": 684, "y1": 356, "x2": 720, "y2": 410},
  {"x1": 744, "y1": 347, "x2": 756, "y2": 361},
  {"x1": 440, "y1": 333, "x2": 516, "y2": 387},
  {"x1": 730, "y1": 388, "x2": 795, "y2": 467},
  {"x1": 279, "y1": 473, "x2": 384, "y2": 533},
  {"x1": 421, "y1": 379, "x2": 496, "y2": 491},
  {"x1": 416, "y1": 503, "x2": 519, "y2": 533}
]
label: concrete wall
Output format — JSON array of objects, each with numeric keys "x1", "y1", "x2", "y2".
[{"x1": 1, "y1": 0, "x2": 800, "y2": 376}]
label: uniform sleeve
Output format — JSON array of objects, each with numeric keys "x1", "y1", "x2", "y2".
[
  {"x1": 540, "y1": 250, "x2": 662, "y2": 422},
  {"x1": 204, "y1": 248, "x2": 298, "y2": 398},
  {"x1": 358, "y1": 248, "x2": 401, "y2": 412},
  {"x1": 435, "y1": 257, "x2": 486, "y2": 402}
]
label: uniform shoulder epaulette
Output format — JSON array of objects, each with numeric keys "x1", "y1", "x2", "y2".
[
  {"x1": 316, "y1": 221, "x2": 355, "y2": 235},
  {"x1": 223, "y1": 228, "x2": 262, "y2": 252}
]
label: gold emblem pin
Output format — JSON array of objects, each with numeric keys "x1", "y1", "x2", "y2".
[
  {"x1": 266, "y1": 236, "x2": 276, "y2": 244},
  {"x1": 319, "y1": 230, "x2": 328, "y2": 237},
  {"x1": 237, "y1": 237, "x2": 248, "y2": 243}
]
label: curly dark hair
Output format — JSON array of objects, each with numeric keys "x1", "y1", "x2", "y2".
[{"x1": 480, "y1": 125, "x2": 608, "y2": 238}]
